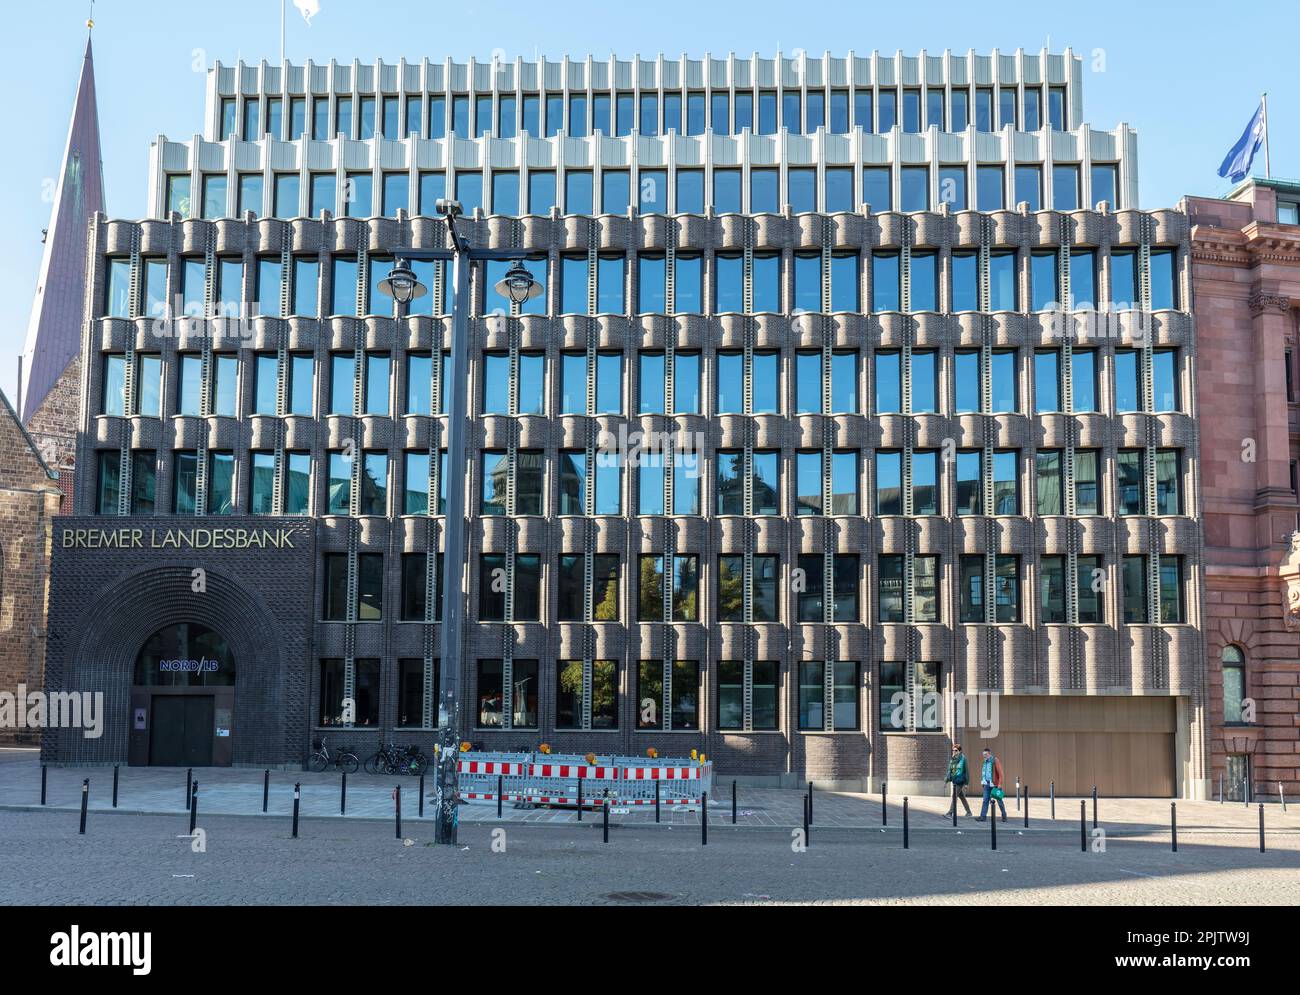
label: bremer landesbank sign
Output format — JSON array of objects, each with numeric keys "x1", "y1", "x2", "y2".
[{"x1": 60, "y1": 527, "x2": 298, "y2": 550}]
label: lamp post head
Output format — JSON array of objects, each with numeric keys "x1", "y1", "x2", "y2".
[
  {"x1": 495, "y1": 259, "x2": 544, "y2": 306},
  {"x1": 378, "y1": 258, "x2": 427, "y2": 305}
]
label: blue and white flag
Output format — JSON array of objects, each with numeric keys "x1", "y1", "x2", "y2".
[{"x1": 1218, "y1": 102, "x2": 1266, "y2": 183}]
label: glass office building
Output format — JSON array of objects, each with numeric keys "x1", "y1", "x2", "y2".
[{"x1": 44, "y1": 50, "x2": 1208, "y2": 796}]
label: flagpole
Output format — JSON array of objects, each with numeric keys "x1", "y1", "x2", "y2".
[{"x1": 1262, "y1": 92, "x2": 1271, "y2": 178}]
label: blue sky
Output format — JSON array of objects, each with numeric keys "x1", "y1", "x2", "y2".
[{"x1": 2, "y1": 0, "x2": 1294, "y2": 401}]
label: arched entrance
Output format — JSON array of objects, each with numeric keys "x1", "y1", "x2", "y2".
[{"x1": 129, "y1": 622, "x2": 237, "y2": 767}]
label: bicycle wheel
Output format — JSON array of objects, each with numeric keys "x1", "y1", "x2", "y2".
[
  {"x1": 364, "y1": 752, "x2": 386, "y2": 775},
  {"x1": 308, "y1": 752, "x2": 328, "y2": 773},
  {"x1": 410, "y1": 753, "x2": 429, "y2": 776},
  {"x1": 339, "y1": 752, "x2": 360, "y2": 774}
]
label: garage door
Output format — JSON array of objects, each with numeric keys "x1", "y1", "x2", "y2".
[{"x1": 959, "y1": 696, "x2": 1175, "y2": 797}]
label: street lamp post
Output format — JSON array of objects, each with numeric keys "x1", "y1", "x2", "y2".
[{"x1": 379, "y1": 200, "x2": 542, "y2": 844}]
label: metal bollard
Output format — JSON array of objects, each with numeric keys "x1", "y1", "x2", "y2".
[
  {"x1": 1050, "y1": 780, "x2": 1055, "y2": 821},
  {"x1": 991, "y1": 805, "x2": 997, "y2": 850},
  {"x1": 292, "y1": 783, "x2": 300, "y2": 838},
  {"x1": 112, "y1": 765, "x2": 119, "y2": 809},
  {"x1": 1092, "y1": 785, "x2": 1098, "y2": 829},
  {"x1": 1080, "y1": 800, "x2": 1086, "y2": 852},
  {"x1": 1219, "y1": 773, "x2": 1224, "y2": 804},
  {"x1": 654, "y1": 779, "x2": 661, "y2": 823},
  {"x1": 803, "y1": 794, "x2": 810, "y2": 847},
  {"x1": 497, "y1": 774, "x2": 503, "y2": 818},
  {"x1": 79, "y1": 779, "x2": 89, "y2": 835},
  {"x1": 1244, "y1": 778, "x2": 1250, "y2": 808},
  {"x1": 951, "y1": 783, "x2": 958, "y2": 827},
  {"x1": 340, "y1": 771, "x2": 347, "y2": 815},
  {"x1": 189, "y1": 783, "x2": 198, "y2": 835},
  {"x1": 263, "y1": 770, "x2": 269, "y2": 813},
  {"x1": 186, "y1": 768, "x2": 193, "y2": 810},
  {"x1": 903, "y1": 797, "x2": 910, "y2": 850},
  {"x1": 395, "y1": 785, "x2": 402, "y2": 839},
  {"x1": 701, "y1": 791, "x2": 708, "y2": 846},
  {"x1": 807, "y1": 780, "x2": 814, "y2": 825},
  {"x1": 1015, "y1": 777, "x2": 1021, "y2": 811},
  {"x1": 1171, "y1": 802, "x2": 1177, "y2": 852},
  {"x1": 732, "y1": 779, "x2": 737, "y2": 825},
  {"x1": 1259, "y1": 803, "x2": 1265, "y2": 854},
  {"x1": 419, "y1": 774, "x2": 425, "y2": 818},
  {"x1": 602, "y1": 799, "x2": 609, "y2": 843},
  {"x1": 41, "y1": 764, "x2": 47, "y2": 806},
  {"x1": 1023, "y1": 784, "x2": 1029, "y2": 828},
  {"x1": 577, "y1": 777, "x2": 583, "y2": 822},
  {"x1": 1280, "y1": 782, "x2": 1287, "y2": 813},
  {"x1": 881, "y1": 781, "x2": 888, "y2": 826}
]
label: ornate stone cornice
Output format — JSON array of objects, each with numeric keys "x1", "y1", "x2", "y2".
[
  {"x1": 1191, "y1": 222, "x2": 1300, "y2": 268},
  {"x1": 1249, "y1": 291, "x2": 1292, "y2": 315}
]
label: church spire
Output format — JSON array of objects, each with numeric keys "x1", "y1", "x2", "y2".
[{"x1": 19, "y1": 33, "x2": 105, "y2": 424}]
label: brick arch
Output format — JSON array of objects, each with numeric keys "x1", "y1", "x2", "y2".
[
  {"x1": 1208, "y1": 617, "x2": 1260, "y2": 657},
  {"x1": 51, "y1": 564, "x2": 289, "y2": 765}
]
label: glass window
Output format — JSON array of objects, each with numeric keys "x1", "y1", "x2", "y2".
[
  {"x1": 913, "y1": 450, "x2": 938, "y2": 515},
  {"x1": 825, "y1": 167, "x2": 853, "y2": 213},
  {"x1": 1121, "y1": 555, "x2": 1147, "y2": 623},
  {"x1": 911, "y1": 253, "x2": 938, "y2": 312},
  {"x1": 166, "y1": 175, "x2": 191, "y2": 218},
  {"x1": 1091, "y1": 163, "x2": 1119, "y2": 210},
  {"x1": 177, "y1": 355, "x2": 202, "y2": 416},
  {"x1": 1076, "y1": 555, "x2": 1102, "y2": 624},
  {"x1": 751, "y1": 351, "x2": 779, "y2": 413},
  {"x1": 800, "y1": 663, "x2": 825, "y2": 730},
  {"x1": 992, "y1": 450, "x2": 1018, "y2": 514},
  {"x1": 875, "y1": 351, "x2": 901, "y2": 413},
  {"x1": 1150, "y1": 249, "x2": 1178, "y2": 310},
  {"x1": 202, "y1": 174, "x2": 227, "y2": 220},
  {"x1": 900, "y1": 166, "x2": 929, "y2": 212},
  {"x1": 711, "y1": 169, "x2": 742, "y2": 214},
  {"x1": 1155, "y1": 449, "x2": 1181, "y2": 515},
  {"x1": 863, "y1": 166, "x2": 891, "y2": 212},
  {"x1": 1048, "y1": 87, "x2": 1066, "y2": 131},
  {"x1": 1118, "y1": 450, "x2": 1144, "y2": 516},
  {"x1": 1115, "y1": 349, "x2": 1140, "y2": 413},
  {"x1": 1023, "y1": 89, "x2": 1042, "y2": 132},
  {"x1": 1035, "y1": 450, "x2": 1063, "y2": 516},
  {"x1": 1030, "y1": 251, "x2": 1058, "y2": 311},
  {"x1": 878, "y1": 447, "x2": 899, "y2": 512},
  {"x1": 974, "y1": 89, "x2": 992, "y2": 132},
  {"x1": 750, "y1": 169, "x2": 778, "y2": 214},
  {"x1": 949, "y1": 89, "x2": 968, "y2": 131},
  {"x1": 990, "y1": 251, "x2": 1017, "y2": 311},
  {"x1": 912, "y1": 351, "x2": 937, "y2": 412},
  {"x1": 1052, "y1": 165, "x2": 1080, "y2": 211},
  {"x1": 976, "y1": 165, "x2": 1004, "y2": 211},
  {"x1": 564, "y1": 170, "x2": 593, "y2": 215},
  {"x1": 878, "y1": 555, "x2": 904, "y2": 622},
  {"x1": 207, "y1": 451, "x2": 235, "y2": 515},
  {"x1": 788, "y1": 168, "x2": 816, "y2": 213},
  {"x1": 1075, "y1": 450, "x2": 1100, "y2": 515},
  {"x1": 675, "y1": 169, "x2": 704, "y2": 214},
  {"x1": 639, "y1": 168, "x2": 667, "y2": 214},
  {"x1": 212, "y1": 355, "x2": 237, "y2": 416},
  {"x1": 1222, "y1": 647, "x2": 1246, "y2": 723},
  {"x1": 872, "y1": 253, "x2": 900, "y2": 312},
  {"x1": 1040, "y1": 556, "x2": 1066, "y2": 623},
  {"x1": 637, "y1": 256, "x2": 666, "y2": 314},
  {"x1": 1070, "y1": 250, "x2": 1096, "y2": 309},
  {"x1": 239, "y1": 174, "x2": 264, "y2": 218},
  {"x1": 600, "y1": 170, "x2": 630, "y2": 215},
  {"x1": 1072, "y1": 350, "x2": 1097, "y2": 412},
  {"x1": 1034, "y1": 350, "x2": 1059, "y2": 412},
  {"x1": 955, "y1": 451, "x2": 981, "y2": 516},
  {"x1": 831, "y1": 451, "x2": 857, "y2": 514},
  {"x1": 939, "y1": 166, "x2": 967, "y2": 211},
  {"x1": 752, "y1": 253, "x2": 780, "y2": 312},
  {"x1": 1014, "y1": 165, "x2": 1042, "y2": 211},
  {"x1": 1153, "y1": 349, "x2": 1178, "y2": 411},
  {"x1": 329, "y1": 354, "x2": 355, "y2": 414}
]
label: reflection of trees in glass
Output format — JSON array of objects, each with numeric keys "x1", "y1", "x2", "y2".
[
  {"x1": 718, "y1": 556, "x2": 744, "y2": 620},
  {"x1": 558, "y1": 660, "x2": 584, "y2": 727},
  {"x1": 591, "y1": 661, "x2": 617, "y2": 727},
  {"x1": 673, "y1": 556, "x2": 698, "y2": 620},
  {"x1": 639, "y1": 556, "x2": 664, "y2": 620},
  {"x1": 593, "y1": 555, "x2": 619, "y2": 620}
]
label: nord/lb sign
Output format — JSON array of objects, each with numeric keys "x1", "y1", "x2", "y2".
[{"x1": 60, "y1": 527, "x2": 297, "y2": 550}]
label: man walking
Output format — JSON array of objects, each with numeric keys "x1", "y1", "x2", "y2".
[
  {"x1": 944, "y1": 744, "x2": 972, "y2": 817},
  {"x1": 975, "y1": 747, "x2": 1007, "y2": 822}
]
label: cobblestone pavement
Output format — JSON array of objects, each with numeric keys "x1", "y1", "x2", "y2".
[
  {"x1": 3, "y1": 751, "x2": 1297, "y2": 837},
  {"x1": 0, "y1": 806, "x2": 1296, "y2": 906}
]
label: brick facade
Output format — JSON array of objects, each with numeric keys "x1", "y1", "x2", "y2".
[
  {"x1": 0, "y1": 391, "x2": 62, "y2": 745},
  {"x1": 1187, "y1": 179, "x2": 1300, "y2": 801}
]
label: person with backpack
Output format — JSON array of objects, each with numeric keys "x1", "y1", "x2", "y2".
[
  {"x1": 944, "y1": 743, "x2": 972, "y2": 817},
  {"x1": 976, "y1": 747, "x2": 1007, "y2": 822}
]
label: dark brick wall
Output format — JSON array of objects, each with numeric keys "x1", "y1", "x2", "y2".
[{"x1": 42, "y1": 517, "x2": 315, "y2": 766}]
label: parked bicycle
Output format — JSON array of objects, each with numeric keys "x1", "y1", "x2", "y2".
[
  {"x1": 364, "y1": 740, "x2": 428, "y2": 776},
  {"x1": 308, "y1": 737, "x2": 359, "y2": 773}
]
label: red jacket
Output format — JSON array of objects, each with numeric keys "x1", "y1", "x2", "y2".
[{"x1": 992, "y1": 758, "x2": 1004, "y2": 788}]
